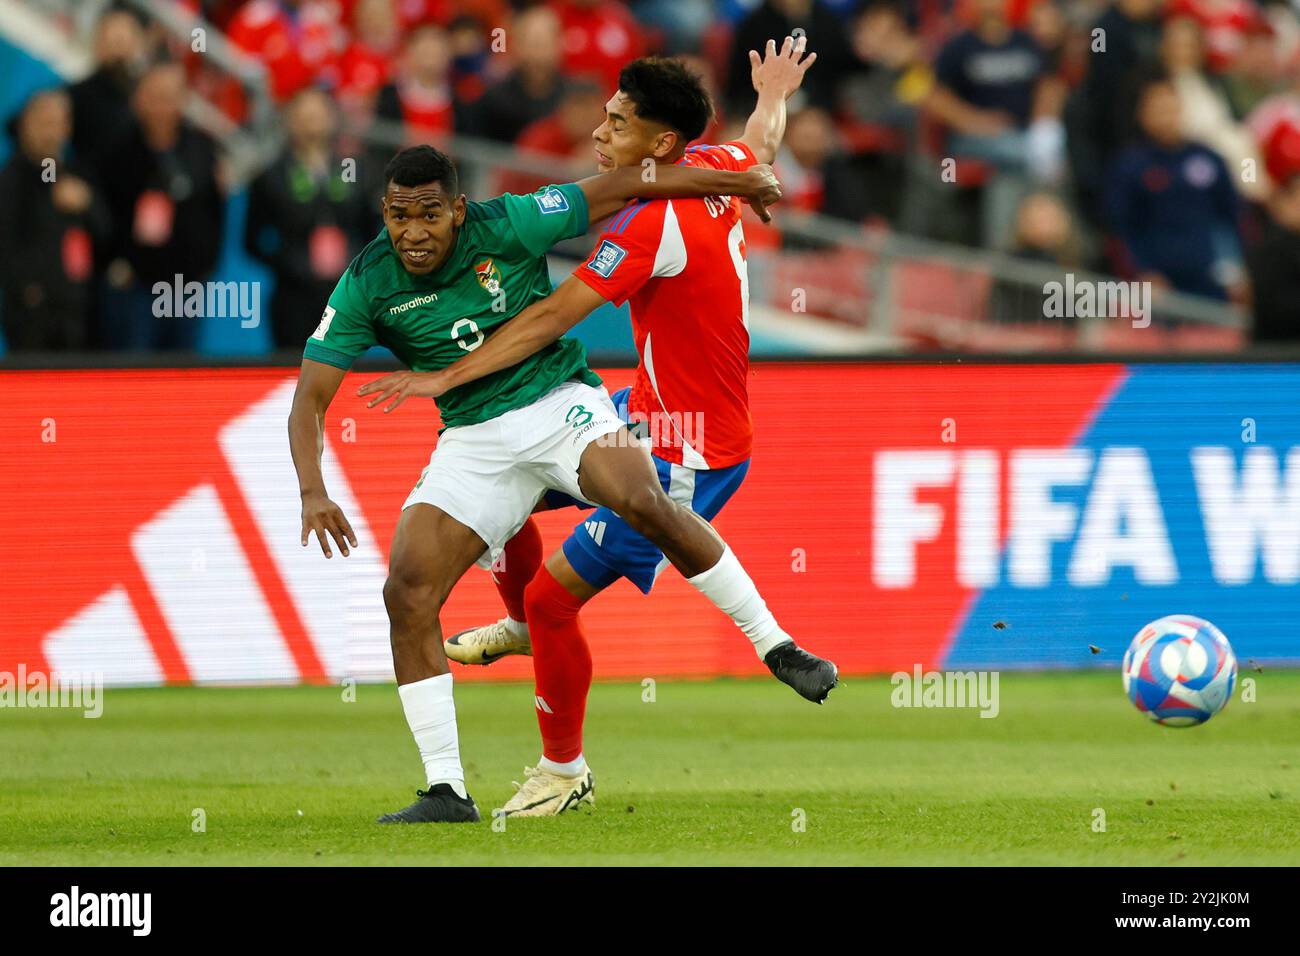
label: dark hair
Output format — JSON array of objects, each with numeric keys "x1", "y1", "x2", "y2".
[
  {"x1": 383, "y1": 145, "x2": 459, "y2": 195},
  {"x1": 617, "y1": 56, "x2": 714, "y2": 143},
  {"x1": 1135, "y1": 67, "x2": 1174, "y2": 100}
]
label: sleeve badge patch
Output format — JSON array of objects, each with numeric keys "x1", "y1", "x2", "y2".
[
  {"x1": 534, "y1": 187, "x2": 571, "y2": 215},
  {"x1": 587, "y1": 239, "x2": 627, "y2": 279}
]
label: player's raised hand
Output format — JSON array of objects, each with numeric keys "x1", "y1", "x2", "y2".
[
  {"x1": 740, "y1": 164, "x2": 783, "y2": 223},
  {"x1": 300, "y1": 492, "x2": 357, "y2": 559},
  {"x1": 357, "y1": 370, "x2": 450, "y2": 412},
  {"x1": 749, "y1": 34, "x2": 816, "y2": 101}
]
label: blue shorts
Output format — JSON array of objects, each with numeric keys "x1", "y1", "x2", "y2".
[{"x1": 541, "y1": 387, "x2": 750, "y2": 594}]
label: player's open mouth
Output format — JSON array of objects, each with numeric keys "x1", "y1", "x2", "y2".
[
  {"x1": 401, "y1": 249, "x2": 433, "y2": 265},
  {"x1": 595, "y1": 149, "x2": 613, "y2": 167}
]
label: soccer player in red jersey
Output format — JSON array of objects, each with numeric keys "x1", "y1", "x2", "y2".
[{"x1": 367, "y1": 38, "x2": 834, "y2": 816}]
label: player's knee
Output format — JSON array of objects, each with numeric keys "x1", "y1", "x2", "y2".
[
  {"x1": 382, "y1": 570, "x2": 445, "y2": 627},
  {"x1": 522, "y1": 571, "x2": 573, "y2": 625},
  {"x1": 522, "y1": 574, "x2": 552, "y2": 626},
  {"x1": 615, "y1": 483, "x2": 674, "y2": 534}
]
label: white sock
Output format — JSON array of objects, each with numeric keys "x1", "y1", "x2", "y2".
[
  {"x1": 686, "y1": 546, "x2": 793, "y2": 659},
  {"x1": 398, "y1": 673, "x2": 467, "y2": 798},
  {"x1": 504, "y1": 616, "x2": 529, "y2": 637},
  {"x1": 538, "y1": 753, "x2": 587, "y2": 777}
]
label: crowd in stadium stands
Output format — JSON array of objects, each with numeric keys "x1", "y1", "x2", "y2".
[{"x1": 2, "y1": 0, "x2": 1300, "y2": 352}]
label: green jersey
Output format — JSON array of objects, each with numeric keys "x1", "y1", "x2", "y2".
[{"x1": 303, "y1": 182, "x2": 602, "y2": 428}]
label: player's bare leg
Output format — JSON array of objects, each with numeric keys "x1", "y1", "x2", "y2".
[
  {"x1": 444, "y1": 514, "x2": 543, "y2": 664},
  {"x1": 378, "y1": 503, "x2": 487, "y2": 823},
  {"x1": 575, "y1": 438, "x2": 837, "y2": 703}
]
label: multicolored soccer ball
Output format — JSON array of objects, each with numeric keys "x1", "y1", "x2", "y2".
[{"x1": 1122, "y1": 615, "x2": 1237, "y2": 727}]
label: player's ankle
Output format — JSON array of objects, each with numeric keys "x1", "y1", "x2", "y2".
[
  {"x1": 753, "y1": 631, "x2": 793, "y2": 659},
  {"x1": 538, "y1": 753, "x2": 586, "y2": 776},
  {"x1": 504, "y1": 616, "x2": 529, "y2": 637}
]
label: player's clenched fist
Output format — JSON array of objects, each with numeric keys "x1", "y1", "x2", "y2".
[
  {"x1": 741, "y1": 164, "x2": 782, "y2": 223},
  {"x1": 300, "y1": 491, "x2": 358, "y2": 559}
]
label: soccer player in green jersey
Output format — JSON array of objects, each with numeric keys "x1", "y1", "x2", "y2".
[{"x1": 288, "y1": 146, "x2": 791, "y2": 823}]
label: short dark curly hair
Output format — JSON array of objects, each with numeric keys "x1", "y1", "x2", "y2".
[
  {"x1": 617, "y1": 56, "x2": 715, "y2": 143},
  {"x1": 383, "y1": 145, "x2": 459, "y2": 195}
]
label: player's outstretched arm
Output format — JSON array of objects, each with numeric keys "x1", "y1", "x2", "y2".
[
  {"x1": 577, "y1": 163, "x2": 783, "y2": 223},
  {"x1": 740, "y1": 34, "x2": 817, "y2": 165},
  {"x1": 289, "y1": 358, "x2": 358, "y2": 558},
  {"x1": 357, "y1": 277, "x2": 605, "y2": 413}
]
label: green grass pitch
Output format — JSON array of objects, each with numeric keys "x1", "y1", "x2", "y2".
[{"x1": 1, "y1": 672, "x2": 1297, "y2": 865}]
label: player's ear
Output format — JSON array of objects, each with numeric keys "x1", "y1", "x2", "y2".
[
  {"x1": 452, "y1": 194, "x2": 467, "y2": 227},
  {"x1": 653, "y1": 130, "x2": 679, "y2": 160}
]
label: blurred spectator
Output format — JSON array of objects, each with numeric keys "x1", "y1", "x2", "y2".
[
  {"x1": 840, "y1": 2, "x2": 930, "y2": 222},
  {"x1": 929, "y1": 0, "x2": 1061, "y2": 173},
  {"x1": 1106, "y1": 76, "x2": 1243, "y2": 299},
  {"x1": 469, "y1": 5, "x2": 570, "y2": 143},
  {"x1": 245, "y1": 89, "x2": 374, "y2": 349},
  {"x1": 501, "y1": 80, "x2": 605, "y2": 194},
  {"x1": 1025, "y1": 0, "x2": 1068, "y2": 59},
  {"x1": 68, "y1": 6, "x2": 147, "y2": 169},
  {"x1": 1067, "y1": 0, "x2": 1166, "y2": 225},
  {"x1": 725, "y1": 0, "x2": 858, "y2": 115},
  {"x1": 553, "y1": 0, "x2": 646, "y2": 90},
  {"x1": 1246, "y1": 173, "x2": 1300, "y2": 341},
  {"x1": 1247, "y1": 75, "x2": 1300, "y2": 187},
  {"x1": 1008, "y1": 190, "x2": 1087, "y2": 263},
  {"x1": 841, "y1": 2, "x2": 931, "y2": 137},
  {"x1": 336, "y1": 0, "x2": 400, "y2": 115},
  {"x1": 987, "y1": 190, "x2": 1088, "y2": 320},
  {"x1": 227, "y1": 0, "x2": 345, "y2": 101},
  {"x1": 1224, "y1": 19, "x2": 1284, "y2": 119},
  {"x1": 774, "y1": 107, "x2": 872, "y2": 220},
  {"x1": 98, "y1": 62, "x2": 225, "y2": 350},
  {"x1": 1166, "y1": 0, "x2": 1259, "y2": 72},
  {"x1": 1160, "y1": 16, "x2": 1265, "y2": 199},
  {"x1": 0, "y1": 90, "x2": 108, "y2": 351},
  {"x1": 374, "y1": 23, "x2": 463, "y2": 145},
  {"x1": 447, "y1": 14, "x2": 493, "y2": 104},
  {"x1": 928, "y1": 0, "x2": 1066, "y2": 246},
  {"x1": 632, "y1": 0, "x2": 715, "y2": 53}
]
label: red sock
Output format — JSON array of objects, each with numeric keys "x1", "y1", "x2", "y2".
[
  {"x1": 491, "y1": 517, "x2": 543, "y2": 623},
  {"x1": 523, "y1": 567, "x2": 592, "y2": 764}
]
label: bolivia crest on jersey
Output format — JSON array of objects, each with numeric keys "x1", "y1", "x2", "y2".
[{"x1": 474, "y1": 258, "x2": 502, "y2": 295}]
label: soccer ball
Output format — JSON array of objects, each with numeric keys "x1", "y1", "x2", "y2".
[{"x1": 1121, "y1": 615, "x2": 1237, "y2": 727}]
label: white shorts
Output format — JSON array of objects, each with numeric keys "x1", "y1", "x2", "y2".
[{"x1": 403, "y1": 380, "x2": 625, "y2": 569}]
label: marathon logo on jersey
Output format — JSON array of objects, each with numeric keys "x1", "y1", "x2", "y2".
[
  {"x1": 389, "y1": 292, "x2": 439, "y2": 315},
  {"x1": 588, "y1": 240, "x2": 627, "y2": 279},
  {"x1": 723, "y1": 144, "x2": 747, "y2": 162},
  {"x1": 533, "y1": 187, "x2": 570, "y2": 215}
]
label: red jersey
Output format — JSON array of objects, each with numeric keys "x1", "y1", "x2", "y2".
[
  {"x1": 554, "y1": 0, "x2": 644, "y2": 89},
  {"x1": 227, "y1": 0, "x2": 343, "y2": 101},
  {"x1": 337, "y1": 40, "x2": 393, "y2": 102},
  {"x1": 573, "y1": 141, "x2": 758, "y2": 470}
]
